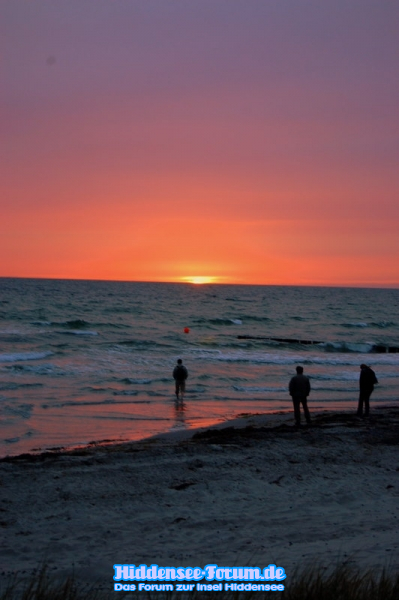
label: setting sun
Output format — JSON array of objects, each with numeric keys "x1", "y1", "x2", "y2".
[{"x1": 182, "y1": 276, "x2": 218, "y2": 285}]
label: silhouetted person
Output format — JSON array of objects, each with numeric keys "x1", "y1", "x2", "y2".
[
  {"x1": 357, "y1": 364, "x2": 378, "y2": 417},
  {"x1": 173, "y1": 359, "x2": 188, "y2": 400},
  {"x1": 289, "y1": 366, "x2": 311, "y2": 426}
]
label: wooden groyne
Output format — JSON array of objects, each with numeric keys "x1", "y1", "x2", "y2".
[
  {"x1": 237, "y1": 335, "x2": 322, "y2": 345},
  {"x1": 371, "y1": 345, "x2": 399, "y2": 353},
  {"x1": 236, "y1": 335, "x2": 399, "y2": 353}
]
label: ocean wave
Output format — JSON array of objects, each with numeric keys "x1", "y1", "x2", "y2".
[
  {"x1": 236, "y1": 315, "x2": 272, "y2": 323},
  {"x1": 59, "y1": 319, "x2": 90, "y2": 329},
  {"x1": 116, "y1": 340, "x2": 172, "y2": 348},
  {"x1": 289, "y1": 316, "x2": 307, "y2": 321},
  {"x1": 61, "y1": 330, "x2": 98, "y2": 336},
  {"x1": 310, "y1": 370, "x2": 398, "y2": 381},
  {"x1": 0, "y1": 351, "x2": 53, "y2": 363},
  {"x1": 235, "y1": 336, "x2": 399, "y2": 354},
  {"x1": 342, "y1": 321, "x2": 397, "y2": 329},
  {"x1": 371, "y1": 321, "x2": 397, "y2": 328},
  {"x1": 311, "y1": 385, "x2": 358, "y2": 393},
  {"x1": 5, "y1": 363, "x2": 64, "y2": 375},
  {"x1": 312, "y1": 354, "x2": 399, "y2": 366},
  {"x1": 122, "y1": 378, "x2": 153, "y2": 385},
  {"x1": 0, "y1": 382, "x2": 43, "y2": 390},
  {"x1": 311, "y1": 372, "x2": 359, "y2": 381},
  {"x1": 233, "y1": 386, "x2": 286, "y2": 393},
  {"x1": 83, "y1": 386, "x2": 142, "y2": 396},
  {"x1": 103, "y1": 306, "x2": 133, "y2": 314},
  {"x1": 99, "y1": 322, "x2": 131, "y2": 329},
  {"x1": 321, "y1": 341, "x2": 375, "y2": 353},
  {"x1": 42, "y1": 399, "x2": 152, "y2": 408},
  {"x1": 2, "y1": 403, "x2": 33, "y2": 419},
  {"x1": 0, "y1": 328, "x2": 33, "y2": 339},
  {"x1": 34, "y1": 319, "x2": 129, "y2": 331},
  {"x1": 191, "y1": 348, "x2": 222, "y2": 355},
  {"x1": 214, "y1": 350, "x2": 399, "y2": 367},
  {"x1": 186, "y1": 385, "x2": 206, "y2": 394},
  {"x1": 194, "y1": 317, "x2": 243, "y2": 326}
]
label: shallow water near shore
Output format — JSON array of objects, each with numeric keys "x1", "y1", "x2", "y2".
[{"x1": 1, "y1": 278, "x2": 398, "y2": 456}]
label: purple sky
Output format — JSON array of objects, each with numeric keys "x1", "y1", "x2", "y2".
[{"x1": 2, "y1": 1, "x2": 399, "y2": 285}]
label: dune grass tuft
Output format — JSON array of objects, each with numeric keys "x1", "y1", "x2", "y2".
[{"x1": 0, "y1": 566, "x2": 104, "y2": 600}]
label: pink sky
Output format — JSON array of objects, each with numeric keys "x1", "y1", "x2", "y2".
[{"x1": 2, "y1": 1, "x2": 399, "y2": 286}]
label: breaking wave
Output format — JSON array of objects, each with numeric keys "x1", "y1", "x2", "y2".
[{"x1": 0, "y1": 351, "x2": 53, "y2": 363}]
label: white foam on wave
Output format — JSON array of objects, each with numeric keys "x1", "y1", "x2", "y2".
[
  {"x1": 321, "y1": 341, "x2": 374, "y2": 353},
  {"x1": 0, "y1": 351, "x2": 54, "y2": 363},
  {"x1": 63, "y1": 330, "x2": 98, "y2": 336}
]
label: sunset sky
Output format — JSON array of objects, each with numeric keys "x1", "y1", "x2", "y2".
[{"x1": 2, "y1": 0, "x2": 399, "y2": 286}]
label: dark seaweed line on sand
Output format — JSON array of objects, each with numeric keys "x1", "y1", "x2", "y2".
[{"x1": 2, "y1": 408, "x2": 399, "y2": 464}]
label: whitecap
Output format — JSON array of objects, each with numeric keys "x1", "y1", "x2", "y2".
[{"x1": 62, "y1": 330, "x2": 98, "y2": 336}]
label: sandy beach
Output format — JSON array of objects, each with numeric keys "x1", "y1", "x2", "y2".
[{"x1": 1, "y1": 407, "x2": 399, "y2": 590}]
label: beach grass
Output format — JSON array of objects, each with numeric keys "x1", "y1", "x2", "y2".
[{"x1": 2, "y1": 564, "x2": 399, "y2": 600}]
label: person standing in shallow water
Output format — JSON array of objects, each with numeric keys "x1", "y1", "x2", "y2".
[
  {"x1": 173, "y1": 359, "x2": 188, "y2": 400},
  {"x1": 289, "y1": 366, "x2": 311, "y2": 426},
  {"x1": 357, "y1": 364, "x2": 378, "y2": 417}
]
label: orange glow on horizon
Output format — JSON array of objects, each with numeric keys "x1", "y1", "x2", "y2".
[
  {"x1": 1, "y1": 207, "x2": 399, "y2": 287},
  {"x1": 181, "y1": 276, "x2": 219, "y2": 285}
]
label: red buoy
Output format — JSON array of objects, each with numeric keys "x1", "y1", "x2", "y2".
[{"x1": 184, "y1": 327, "x2": 190, "y2": 334}]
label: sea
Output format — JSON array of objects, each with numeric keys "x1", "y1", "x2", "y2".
[{"x1": 0, "y1": 278, "x2": 398, "y2": 457}]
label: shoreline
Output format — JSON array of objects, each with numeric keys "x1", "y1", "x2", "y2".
[
  {"x1": 1, "y1": 406, "x2": 399, "y2": 587},
  {"x1": 0, "y1": 408, "x2": 294, "y2": 462},
  {"x1": 1, "y1": 402, "x2": 398, "y2": 462}
]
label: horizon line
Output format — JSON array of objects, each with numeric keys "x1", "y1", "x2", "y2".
[{"x1": 1, "y1": 275, "x2": 398, "y2": 290}]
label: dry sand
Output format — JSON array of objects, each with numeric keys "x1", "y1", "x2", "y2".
[{"x1": 1, "y1": 408, "x2": 399, "y2": 589}]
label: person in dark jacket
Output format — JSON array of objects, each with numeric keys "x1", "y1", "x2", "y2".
[
  {"x1": 173, "y1": 359, "x2": 188, "y2": 400},
  {"x1": 357, "y1": 364, "x2": 378, "y2": 417},
  {"x1": 289, "y1": 366, "x2": 311, "y2": 426}
]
